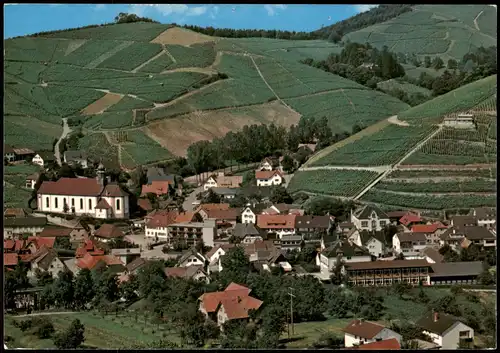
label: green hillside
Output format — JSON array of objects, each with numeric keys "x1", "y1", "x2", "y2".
[
  {"x1": 342, "y1": 5, "x2": 497, "y2": 61},
  {"x1": 4, "y1": 23, "x2": 410, "y2": 168}
]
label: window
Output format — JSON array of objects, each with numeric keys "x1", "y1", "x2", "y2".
[
  {"x1": 116, "y1": 199, "x2": 121, "y2": 211},
  {"x1": 80, "y1": 199, "x2": 83, "y2": 209},
  {"x1": 55, "y1": 198, "x2": 58, "y2": 208},
  {"x1": 371, "y1": 220, "x2": 376, "y2": 229},
  {"x1": 459, "y1": 331, "x2": 470, "y2": 338},
  {"x1": 380, "y1": 221, "x2": 386, "y2": 227},
  {"x1": 46, "y1": 197, "x2": 49, "y2": 208},
  {"x1": 71, "y1": 198, "x2": 75, "y2": 207},
  {"x1": 89, "y1": 199, "x2": 92, "y2": 209},
  {"x1": 361, "y1": 221, "x2": 368, "y2": 227}
]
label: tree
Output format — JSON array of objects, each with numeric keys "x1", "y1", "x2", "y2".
[
  {"x1": 281, "y1": 154, "x2": 296, "y2": 173},
  {"x1": 52, "y1": 269, "x2": 75, "y2": 309},
  {"x1": 93, "y1": 269, "x2": 120, "y2": 303},
  {"x1": 219, "y1": 247, "x2": 252, "y2": 287},
  {"x1": 33, "y1": 317, "x2": 55, "y2": 339},
  {"x1": 447, "y1": 58, "x2": 458, "y2": 70},
  {"x1": 424, "y1": 56, "x2": 432, "y2": 68},
  {"x1": 35, "y1": 269, "x2": 54, "y2": 287},
  {"x1": 53, "y1": 319, "x2": 85, "y2": 349},
  {"x1": 136, "y1": 260, "x2": 167, "y2": 298},
  {"x1": 327, "y1": 288, "x2": 350, "y2": 318},
  {"x1": 176, "y1": 304, "x2": 214, "y2": 347},
  {"x1": 477, "y1": 268, "x2": 496, "y2": 285},
  {"x1": 270, "y1": 186, "x2": 293, "y2": 204},
  {"x1": 417, "y1": 287, "x2": 430, "y2": 303},
  {"x1": 393, "y1": 282, "x2": 411, "y2": 299},
  {"x1": 432, "y1": 57, "x2": 444, "y2": 70},
  {"x1": 201, "y1": 188, "x2": 221, "y2": 204},
  {"x1": 4, "y1": 261, "x2": 31, "y2": 309},
  {"x1": 328, "y1": 30, "x2": 342, "y2": 43},
  {"x1": 74, "y1": 268, "x2": 95, "y2": 309},
  {"x1": 54, "y1": 237, "x2": 72, "y2": 250},
  {"x1": 58, "y1": 163, "x2": 76, "y2": 178},
  {"x1": 241, "y1": 170, "x2": 256, "y2": 187},
  {"x1": 119, "y1": 274, "x2": 139, "y2": 302}
]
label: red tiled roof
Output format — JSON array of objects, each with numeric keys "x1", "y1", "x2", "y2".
[
  {"x1": 4, "y1": 253, "x2": 19, "y2": 266},
  {"x1": 95, "y1": 198, "x2": 112, "y2": 210},
  {"x1": 27, "y1": 237, "x2": 56, "y2": 249},
  {"x1": 165, "y1": 267, "x2": 188, "y2": 278},
  {"x1": 102, "y1": 183, "x2": 128, "y2": 197},
  {"x1": 196, "y1": 203, "x2": 230, "y2": 212},
  {"x1": 4, "y1": 144, "x2": 15, "y2": 153},
  {"x1": 199, "y1": 283, "x2": 252, "y2": 313},
  {"x1": 411, "y1": 223, "x2": 446, "y2": 234},
  {"x1": 138, "y1": 198, "x2": 153, "y2": 212},
  {"x1": 4, "y1": 208, "x2": 27, "y2": 217},
  {"x1": 174, "y1": 211, "x2": 198, "y2": 223},
  {"x1": 94, "y1": 224, "x2": 124, "y2": 239},
  {"x1": 351, "y1": 338, "x2": 401, "y2": 350},
  {"x1": 38, "y1": 178, "x2": 103, "y2": 196},
  {"x1": 76, "y1": 240, "x2": 104, "y2": 258},
  {"x1": 220, "y1": 295, "x2": 263, "y2": 320},
  {"x1": 261, "y1": 207, "x2": 280, "y2": 215},
  {"x1": 255, "y1": 170, "x2": 283, "y2": 180},
  {"x1": 76, "y1": 253, "x2": 123, "y2": 270},
  {"x1": 343, "y1": 320, "x2": 385, "y2": 339},
  {"x1": 146, "y1": 210, "x2": 179, "y2": 228},
  {"x1": 257, "y1": 214, "x2": 296, "y2": 229},
  {"x1": 205, "y1": 209, "x2": 239, "y2": 220},
  {"x1": 399, "y1": 213, "x2": 422, "y2": 226},
  {"x1": 141, "y1": 181, "x2": 171, "y2": 196},
  {"x1": 39, "y1": 227, "x2": 72, "y2": 237},
  {"x1": 14, "y1": 148, "x2": 35, "y2": 155},
  {"x1": 15, "y1": 240, "x2": 25, "y2": 251},
  {"x1": 4, "y1": 240, "x2": 15, "y2": 250}
]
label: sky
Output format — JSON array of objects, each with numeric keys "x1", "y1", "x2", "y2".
[{"x1": 4, "y1": 4, "x2": 379, "y2": 39}]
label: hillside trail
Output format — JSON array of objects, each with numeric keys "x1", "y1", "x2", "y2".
[
  {"x1": 388, "y1": 115, "x2": 409, "y2": 126},
  {"x1": 131, "y1": 50, "x2": 166, "y2": 73},
  {"x1": 299, "y1": 165, "x2": 391, "y2": 173},
  {"x1": 54, "y1": 118, "x2": 71, "y2": 166},
  {"x1": 473, "y1": 10, "x2": 484, "y2": 31},
  {"x1": 12, "y1": 311, "x2": 78, "y2": 318},
  {"x1": 249, "y1": 55, "x2": 294, "y2": 111},
  {"x1": 353, "y1": 124, "x2": 443, "y2": 200},
  {"x1": 103, "y1": 131, "x2": 124, "y2": 169}
]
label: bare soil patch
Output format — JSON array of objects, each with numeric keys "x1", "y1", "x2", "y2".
[
  {"x1": 81, "y1": 93, "x2": 124, "y2": 116},
  {"x1": 64, "y1": 39, "x2": 87, "y2": 56},
  {"x1": 388, "y1": 115, "x2": 410, "y2": 126},
  {"x1": 143, "y1": 101, "x2": 300, "y2": 156},
  {"x1": 151, "y1": 27, "x2": 214, "y2": 46}
]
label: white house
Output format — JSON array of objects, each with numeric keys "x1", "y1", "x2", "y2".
[
  {"x1": 471, "y1": 207, "x2": 496, "y2": 228},
  {"x1": 203, "y1": 173, "x2": 242, "y2": 191},
  {"x1": 365, "y1": 237, "x2": 385, "y2": 258},
  {"x1": 351, "y1": 205, "x2": 390, "y2": 232},
  {"x1": 167, "y1": 220, "x2": 216, "y2": 248},
  {"x1": 37, "y1": 169, "x2": 129, "y2": 219},
  {"x1": 255, "y1": 170, "x2": 283, "y2": 187},
  {"x1": 256, "y1": 214, "x2": 296, "y2": 239},
  {"x1": 176, "y1": 248, "x2": 207, "y2": 268},
  {"x1": 25, "y1": 173, "x2": 40, "y2": 189},
  {"x1": 4, "y1": 216, "x2": 47, "y2": 239},
  {"x1": 443, "y1": 113, "x2": 475, "y2": 129},
  {"x1": 348, "y1": 230, "x2": 386, "y2": 258},
  {"x1": 343, "y1": 319, "x2": 402, "y2": 348},
  {"x1": 63, "y1": 150, "x2": 89, "y2": 169},
  {"x1": 240, "y1": 203, "x2": 267, "y2": 224},
  {"x1": 206, "y1": 244, "x2": 236, "y2": 273},
  {"x1": 392, "y1": 232, "x2": 427, "y2": 258},
  {"x1": 316, "y1": 240, "x2": 372, "y2": 274},
  {"x1": 32, "y1": 151, "x2": 55, "y2": 167},
  {"x1": 258, "y1": 158, "x2": 273, "y2": 171},
  {"x1": 416, "y1": 312, "x2": 474, "y2": 349},
  {"x1": 27, "y1": 247, "x2": 66, "y2": 279}
]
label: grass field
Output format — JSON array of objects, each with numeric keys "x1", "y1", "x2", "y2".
[
  {"x1": 4, "y1": 164, "x2": 42, "y2": 209},
  {"x1": 118, "y1": 130, "x2": 174, "y2": 168},
  {"x1": 83, "y1": 111, "x2": 134, "y2": 130},
  {"x1": 4, "y1": 312, "x2": 181, "y2": 349},
  {"x1": 343, "y1": 5, "x2": 497, "y2": 61},
  {"x1": 5, "y1": 115, "x2": 61, "y2": 151},
  {"x1": 310, "y1": 124, "x2": 436, "y2": 167},
  {"x1": 78, "y1": 133, "x2": 120, "y2": 170},
  {"x1": 288, "y1": 170, "x2": 380, "y2": 197}
]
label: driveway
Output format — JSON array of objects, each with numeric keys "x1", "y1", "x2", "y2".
[
  {"x1": 54, "y1": 118, "x2": 72, "y2": 166},
  {"x1": 182, "y1": 185, "x2": 204, "y2": 211}
]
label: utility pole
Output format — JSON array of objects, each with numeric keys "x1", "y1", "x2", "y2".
[{"x1": 288, "y1": 287, "x2": 296, "y2": 337}]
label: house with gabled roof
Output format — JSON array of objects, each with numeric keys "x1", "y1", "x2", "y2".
[
  {"x1": 176, "y1": 247, "x2": 207, "y2": 268},
  {"x1": 470, "y1": 207, "x2": 496, "y2": 228},
  {"x1": 63, "y1": 150, "x2": 89, "y2": 168},
  {"x1": 36, "y1": 173, "x2": 129, "y2": 219},
  {"x1": 233, "y1": 223, "x2": 266, "y2": 244},
  {"x1": 203, "y1": 172, "x2": 243, "y2": 191},
  {"x1": 4, "y1": 208, "x2": 28, "y2": 218},
  {"x1": 257, "y1": 214, "x2": 296, "y2": 238},
  {"x1": 440, "y1": 225, "x2": 496, "y2": 249},
  {"x1": 26, "y1": 173, "x2": 40, "y2": 189},
  {"x1": 32, "y1": 151, "x2": 55, "y2": 167},
  {"x1": 416, "y1": 311, "x2": 474, "y2": 349},
  {"x1": 93, "y1": 224, "x2": 124, "y2": 243},
  {"x1": 198, "y1": 283, "x2": 263, "y2": 327},
  {"x1": 347, "y1": 338, "x2": 401, "y2": 350},
  {"x1": 206, "y1": 243, "x2": 236, "y2": 273},
  {"x1": 75, "y1": 253, "x2": 125, "y2": 274},
  {"x1": 75, "y1": 239, "x2": 105, "y2": 258},
  {"x1": 420, "y1": 247, "x2": 444, "y2": 264},
  {"x1": 393, "y1": 232, "x2": 428, "y2": 258},
  {"x1": 26, "y1": 246, "x2": 66, "y2": 279},
  {"x1": 165, "y1": 265, "x2": 209, "y2": 283},
  {"x1": 399, "y1": 212, "x2": 423, "y2": 229},
  {"x1": 411, "y1": 223, "x2": 448, "y2": 245},
  {"x1": 4, "y1": 216, "x2": 47, "y2": 239},
  {"x1": 316, "y1": 240, "x2": 372, "y2": 274},
  {"x1": 351, "y1": 205, "x2": 390, "y2": 232},
  {"x1": 240, "y1": 203, "x2": 268, "y2": 224},
  {"x1": 255, "y1": 170, "x2": 283, "y2": 187},
  {"x1": 295, "y1": 215, "x2": 332, "y2": 237},
  {"x1": 343, "y1": 319, "x2": 401, "y2": 348},
  {"x1": 429, "y1": 261, "x2": 484, "y2": 285},
  {"x1": 4, "y1": 144, "x2": 16, "y2": 162},
  {"x1": 141, "y1": 180, "x2": 172, "y2": 197},
  {"x1": 258, "y1": 157, "x2": 274, "y2": 171}
]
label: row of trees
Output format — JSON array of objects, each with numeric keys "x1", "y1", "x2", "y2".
[
  {"x1": 185, "y1": 116, "x2": 340, "y2": 176},
  {"x1": 182, "y1": 24, "x2": 321, "y2": 40}
]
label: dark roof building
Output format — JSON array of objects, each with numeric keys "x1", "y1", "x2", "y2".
[
  {"x1": 321, "y1": 240, "x2": 371, "y2": 259},
  {"x1": 416, "y1": 311, "x2": 467, "y2": 336},
  {"x1": 295, "y1": 215, "x2": 331, "y2": 231},
  {"x1": 233, "y1": 223, "x2": 265, "y2": 240},
  {"x1": 353, "y1": 205, "x2": 389, "y2": 220}
]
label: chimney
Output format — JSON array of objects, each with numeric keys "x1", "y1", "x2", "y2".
[
  {"x1": 238, "y1": 296, "x2": 242, "y2": 303},
  {"x1": 433, "y1": 312, "x2": 439, "y2": 322}
]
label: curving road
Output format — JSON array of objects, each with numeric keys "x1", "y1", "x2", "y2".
[{"x1": 54, "y1": 118, "x2": 72, "y2": 166}]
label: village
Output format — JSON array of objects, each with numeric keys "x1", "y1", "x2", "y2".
[{"x1": 3, "y1": 144, "x2": 497, "y2": 350}]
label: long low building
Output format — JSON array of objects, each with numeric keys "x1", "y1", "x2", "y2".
[
  {"x1": 345, "y1": 260, "x2": 432, "y2": 287},
  {"x1": 429, "y1": 261, "x2": 484, "y2": 285},
  {"x1": 4, "y1": 217, "x2": 47, "y2": 239}
]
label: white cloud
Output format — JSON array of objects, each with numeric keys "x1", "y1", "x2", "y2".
[
  {"x1": 129, "y1": 4, "x2": 207, "y2": 17},
  {"x1": 210, "y1": 6, "x2": 219, "y2": 20},
  {"x1": 353, "y1": 5, "x2": 379, "y2": 13},
  {"x1": 94, "y1": 4, "x2": 106, "y2": 11},
  {"x1": 264, "y1": 4, "x2": 288, "y2": 16}
]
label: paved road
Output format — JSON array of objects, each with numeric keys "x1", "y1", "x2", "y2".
[
  {"x1": 54, "y1": 118, "x2": 71, "y2": 166},
  {"x1": 182, "y1": 185, "x2": 205, "y2": 212}
]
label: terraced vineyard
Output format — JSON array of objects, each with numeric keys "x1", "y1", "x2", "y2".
[
  {"x1": 4, "y1": 164, "x2": 42, "y2": 208},
  {"x1": 377, "y1": 78, "x2": 432, "y2": 96},
  {"x1": 361, "y1": 189, "x2": 496, "y2": 209},
  {"x1": 97, "y1": 42, "x2": 163, "y2": 71},
  {"x1": 78, "y1": 133, "x2": 120, "y2": 169},
  {"x1": 285, "y1": 89, "x2": 409, "y2": 134},
  {"x1": 387, "y1": 168, "x2": 496, "y2": 179},
  {"x1": 376, "y1": 179, "x2": 496, "y2": 193},
  {"x1": 310, "y1": 124, "x2": 436, "y2": 167},
  {"x1": 341, "y1": 5, "x2": 497, "y2": 61},
  {"x1": 399, "y1": 75, "x2": 497, "y2": 120},
  {"x1": 288, "y1": 170, "x2": 380, "y2": 197}
]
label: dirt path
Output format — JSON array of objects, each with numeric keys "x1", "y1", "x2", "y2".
[
  {"x1": 12, "y1": 311, "x2": 78, "y2": 318},
  {"x1": 163, "y1": 47, "x2": 177, "y2": 63},
  {"x1": 54, "y1": 118, "x2": 71, "y2": 166},
  {"x1": 299, "y1": 165, "x2": 391, "y2": 173},
  {"x1": 388, "y1": 115, "x2": 409, "y2": 126},
  {"x1": 103, "y1": 131, "x2": 123, "y2": 169},
  {"x1": 445, "y1": 40, "x2": 456, "y2": 56},
  {"x1": 354, "y1": 169, "x2": 392, "y2": 200},
  {"x1": 160, "y1": 66, "x2": 217, "y2": 75},
  {"x1": 250, "y1": 55, "x2": 294, "y2": 111},
  {"x1": 131, "y1": 50, "x2": 166, "y2": 73},
  {"x1": 473, "y1": 10, "x2": 484, "y2": 31},
  {"x1": 210, "y1": 51, "x2": 223, "y2": 68}
]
